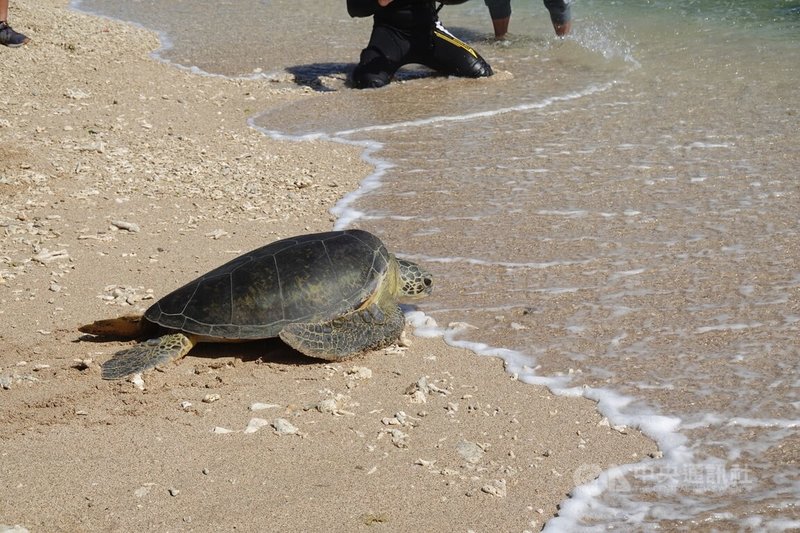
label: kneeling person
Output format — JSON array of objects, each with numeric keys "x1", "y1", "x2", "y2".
[{"x1": 348, "y1": 0, "x2": 493, "y2": 89}]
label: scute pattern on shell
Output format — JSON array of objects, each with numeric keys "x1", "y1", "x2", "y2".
[{"x1": 143, "y1": 230, "x2": 391, "y2": 339}]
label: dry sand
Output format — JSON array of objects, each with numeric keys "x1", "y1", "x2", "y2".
[{"x1": 1, "y1": 1, "x2": 657, "y2": 531}]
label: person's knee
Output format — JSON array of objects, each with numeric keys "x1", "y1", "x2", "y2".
[
  {"x1": 350, "y1": 48, "x2": 394, "y2": 89},
  {"x1": 461, "y1": 56, "x2": 493, "y2": 78},
  {"x1": 474, "y1": 58, "x2": 494, "y2": 77},
  {"x1": 350, "y1": 66, "x2": 391, "y2": 89}
]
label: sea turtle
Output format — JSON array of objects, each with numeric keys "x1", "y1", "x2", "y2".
[{"x1": 79, "y1": 229, "x2": 433, "y2": 380}]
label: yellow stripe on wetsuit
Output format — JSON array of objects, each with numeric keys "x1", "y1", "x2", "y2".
[{"x1": 433, "y1": 29, "x2": 478, "y2": 58}]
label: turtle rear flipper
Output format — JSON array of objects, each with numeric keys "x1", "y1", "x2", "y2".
[
  {"x1": 279, "y1": 303, "x2": 405, "y2": 361},
  {"x1": 101, "y1": 333, "x2": 196, "y2": 380},
  {"x1": 79, "y1": 315, "x2": 147, "y2": 339}
]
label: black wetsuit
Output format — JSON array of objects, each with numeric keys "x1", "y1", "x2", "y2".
[
  {"x1": 484, "y1": 0, "x2": 571, "y2": 27},
  {"x1": 347, "y1": 0, "x2": 493, "y2": 89}
]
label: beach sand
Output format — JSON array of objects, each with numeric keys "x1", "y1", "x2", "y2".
[{"x1": 0, "y1": 1, "x2": 657, "y2": 530}]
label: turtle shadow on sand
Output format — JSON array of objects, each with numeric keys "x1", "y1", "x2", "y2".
[
  {"x1": 181, "y1": 339, "x2": 324, "y2": 367},
  {"x1": 78, "y1": 334, "x2": 321, "y2": 368}
]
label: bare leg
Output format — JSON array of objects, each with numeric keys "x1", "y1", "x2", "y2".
[
  {"x1": 0, "y1": 0, "x2": 9, "y2": 22},
  {"x1": 553, "y1": 20, "x2": 572, "y2": 37},
  {"x1": 492, "y1": 16, "x2": 510, "y2": 40}
]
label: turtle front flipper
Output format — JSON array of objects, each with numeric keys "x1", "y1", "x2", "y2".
[
  {"x1": 279, "y1": 303, "x2": 405, "y2": 361},
  {"x1": 101, "y1": 333, "x2": 197, "y2": 380}
]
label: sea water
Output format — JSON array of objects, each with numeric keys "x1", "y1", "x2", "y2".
[{"x1": 73, "y1": 0, "x2": 800, "y2": 529}]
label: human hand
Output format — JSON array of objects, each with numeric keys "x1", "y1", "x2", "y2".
[
  {"x1": 378, "y1": 0, "x2": 393, "y2": 6},
  {"x1": 553, "y1": 20, "x2": 571, "y2": 37}
]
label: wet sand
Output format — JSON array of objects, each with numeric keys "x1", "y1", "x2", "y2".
[{"x1": 0, "y1": 1, "x2": 657, "y2": 530}]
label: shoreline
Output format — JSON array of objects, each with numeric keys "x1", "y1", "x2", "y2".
[{"x1": 0, "y1": 1, "x2": 658, "y2": 531}]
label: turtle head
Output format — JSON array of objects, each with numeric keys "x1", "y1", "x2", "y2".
[{"x1": 395, "y1": 258, "x2": 433, "y2": 299}]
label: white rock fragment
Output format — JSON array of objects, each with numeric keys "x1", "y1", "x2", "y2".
[
  {"x1": 130, "y1": 374, "x2": 145, "y2": 390},
  {"x1": 384, "y1": 428, "x2": 409, "y2": 448},
  {"x1": 398, "y1": 330, "x2": 412, "y2": 347},
  {"x1": 5, "y1": 374, "x2": 40, "y2": 388},
  {"x1": 99, "y1": 285, "x2": 153, "y2": 306},
  {"x1": 456, "y1": 440, "x2": 485, "y2": 464},
  {"x1": 315, "y1": 395, "x2": 354, "y2": 416},
  {"x1": 415, "y1": 458, "x2": 436, "y2": 468},
  {"x1": 407, "y1": 377, "x2": 429, "y2": 397},
  {"x1": 383, "y1": 344, "x2": 408, "y2": 356},
  {"x1": 212, "y1": 426, "x2": 235, "y2": 434},
  {"x1": 244, "y1": 417, "x2": 271, "y2": 434},
  {"x1": 180, "y1": 401, "x2": 193, "y2": 411},
  {"x1": 133, "y1": 485, "x2": 153, "y2": 498},
  {"x1": 249, "y1": 402, "x2": 280, "y2": 411},
  {"x1": 481, "y1": 479, "x2": 507, "y2": 498},
  {"x1": 381, "y1": 411, "x2": 419, "y2": 428},
  {"x1": 110, "y1": 220, "x2": 141, "y2": 233},
  {"x1": 32, "y1": 249, "x2": 70, "y2": 264},
  {"x1": 409, "y1": 390, "x2": 427, "y2": 404},
  {"x1": 272, "y1": 418, "x2": 301, "y2": 436},
  {"x1": 65, "y1": 88, "x2": 91, "y2": 100},
  {"x1": 205, "y1": 229, "x2": 228, "y2": 240},
  {"x1": 427, "y1": 381, "x2": 451, "y2": 396},
  {"x1": 406, "y1": 376, "x2": 451, "y2": 400},
  {"x1": 202, "y1": 393, "x2": 221, "y2": 403},
  {"x1": 76, "y1": 141, "x2": 105, "y2": 153}
]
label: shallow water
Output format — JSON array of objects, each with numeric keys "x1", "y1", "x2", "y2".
[{"x1": 74, "y1": 0, "x2": 800, "y2": 529}]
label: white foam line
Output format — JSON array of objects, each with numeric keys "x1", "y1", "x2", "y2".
[
  {"x1": 400, "y1": 253, "x2": 593, "y2": 270},
  {"x1": 696, "y1": 322, "x2": 764, "y2": 333},
  {"x1": 726, "y1": 417, "x2": 800, "y2": 429},
  {"x1": 334, "y1": 82, "x2": 615, "y2": 136}
]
